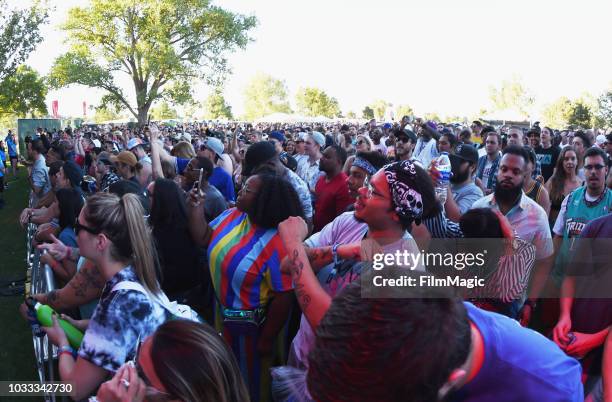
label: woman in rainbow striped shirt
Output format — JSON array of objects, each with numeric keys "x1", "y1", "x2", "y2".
[{"x1": 187, "y1": 173, "x2": 305, "y2": 402}]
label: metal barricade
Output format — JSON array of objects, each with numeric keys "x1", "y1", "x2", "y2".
[{"x1": 25, "y1": 193, "x2": 59, "y2": 402}]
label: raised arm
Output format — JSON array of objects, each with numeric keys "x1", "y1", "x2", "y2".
[{"x1": 279, "y1": 217, "x2": 332, "y2": 330}]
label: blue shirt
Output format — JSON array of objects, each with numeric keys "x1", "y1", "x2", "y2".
[
  {"x1": 209, "y1": 166, "x2": 235, "y2": 203},
  {"x1": 452, "y1": 302, "x2": 583, "y2": 401},
  {"x1": 6, "y1": 135, "x2": 16, "y2": 156}
]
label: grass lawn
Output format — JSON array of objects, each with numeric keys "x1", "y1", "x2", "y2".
[{"x1": 0, "y1": 168, "x2": 40, "y2": 399}]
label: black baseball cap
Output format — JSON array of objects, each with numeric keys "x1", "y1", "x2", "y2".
[
  {"x1": 394, "y1": 129, "x2": 417, "y2": 143},
  {"x1": 450, "y1": 143, "x2": 479, "y2": 164}
]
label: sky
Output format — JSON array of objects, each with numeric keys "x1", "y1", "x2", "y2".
[{"x1": 11, "y1": 0, "x2": 612, "y2": 120}]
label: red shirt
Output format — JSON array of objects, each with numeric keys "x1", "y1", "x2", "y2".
[{"x1": 313, "y1": 172, "x2": 354, "y2": 232}]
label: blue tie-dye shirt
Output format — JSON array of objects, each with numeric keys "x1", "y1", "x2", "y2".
[{"x1": 78, "y1": 266, "x2": 169, "y2": 373}]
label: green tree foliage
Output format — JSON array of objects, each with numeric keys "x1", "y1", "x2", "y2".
[
  {"x1": 423, "y1": 112, "x2": 441, "y2": 122},
  {"x1": 204, "y1": 90, "x2": 233, "y2": 120},
  {"x1": 370, "y1": 99, "x2": 389, "y2": 121},
  {"x1": 541, "y1": 97, "x2": 573, "y2": 129},
  {"x1": 346, "y1": 110, "x2": 356, "y2": 119},
  {"x1": 243, "y1": 73, "x2": 291, "y2": 120},
  {"x1": 0, "y1": 1, "x2": 48, "y2": 84},
  {"x1": 395, "y1": 104, "x2": 414, "y2": 120},
  {"x1": 93, "y1": 106, "x2": 121, "y2": 123},
  {"x1": 295, "y1": 87, "x2": 341, "y2": 118},
  {"x1": 151, "y1": 101, "x2": 178, "y2": 120},
  {"x1": 0, "y1": 65, "x2": 47, "y2": 117},
  {"x1": 567, "y1": 100, "x2": 592, "y2": 128},
  {"x1": 47, "y1": 0, "x2": 256, "y2": 124},
  {"x1": 362, "y1": 106, "x2": 374, "y2": 120},
  {"x1": 596, "y1": 91, "x2": 612, "y2": 130},
  {"x1": 489, "y1": 76, "x2": 535, "y2": 119}
]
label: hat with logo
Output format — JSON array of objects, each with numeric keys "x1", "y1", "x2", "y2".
[{"x1": 449, "y1": 143, "x2": 479, "y2": 164}]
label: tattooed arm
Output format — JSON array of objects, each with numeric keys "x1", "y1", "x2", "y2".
[
  {"x1": 34, "y1": 259, "x2": 104, "y2": 311},
  {"x1": 279, "y1": 217, "x2": 333, "y2": 330}
]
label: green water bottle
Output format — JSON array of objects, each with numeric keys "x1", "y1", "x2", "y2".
[{"x1": 34, "y1": 303, "x2": 84, "y2": 349}]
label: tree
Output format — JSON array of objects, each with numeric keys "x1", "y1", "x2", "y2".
[
  {"x1": 0, "y1": 65, "x2": 47, "y2": 117},
  {"x1": 47, "y1": 0, "x2": 256, "y2": 125},
  {"x1": 596, "y1": 91, "x2": 612, "y2": 130},
  {"x1": 489, "y1": 76, "x2": 535, "y2": 119},
  {"x1": 423, "y1": 112, "x2": 441, "y2": 122},
  {"x1": 0, "y1": 1, "x2": 48, "y2": 85},
  {"x1": 370, "y1": 100, "x2": 390, "y2": 121},
  {"x1": 295, "y1": 87, "x2": 341, "y2": 118},
  {"x1": 395, "y1": 104, "x2": 414, "y2": 120},
  {"x1": 93, "y1": 106, "x2": 121, "y2": 123},
  {"x1": 540, "y1": 97, "x2": 573, "y2": 129},
  {"x1": 243, "y1": 73, "x2": 291, "y2": 120},
  {"x1": 346, "y1": 110, "x2": 357, "y2": 119},
  {"x1": 567, "y1": 100, "x2": 592, "y2": 128},
  {"x1": 362, "y1": 106, "x2": 374, "y2": 120},
  {"x1": 204, "y1": 90, "x2": 233, "y2": 120},
  {"x1": 151, "y1": 101, "x2": 178, "y2": 120}
]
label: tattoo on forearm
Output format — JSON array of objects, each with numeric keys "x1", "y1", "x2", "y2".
[
  {"x1": 290, "y1": 249, "x2": 311, "y2": 310},
  {"x1": 69, "y1": 265, "x2": 104, "y2": 298},
  {"x1": 310, "y1": 247, "x2": 332, "y2": 265}
]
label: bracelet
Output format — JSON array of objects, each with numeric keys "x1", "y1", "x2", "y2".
[
  {"x1": 332, "y1": 244, "x2": 340, "y2": 266},
  {"x1": 58, "y1": 345, "x2": 75, "y2": 359}
]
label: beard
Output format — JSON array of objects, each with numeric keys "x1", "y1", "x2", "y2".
[
  {"x1": 450, "y1": 168, "x2": 470, "y2": 184},
  {"x1": 494, "y1": 180, "x2": 523, "y2": 205}
]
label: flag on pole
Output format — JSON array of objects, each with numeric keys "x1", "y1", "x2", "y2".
[
  {"x1": 52, "y1": 100, "x2": 59, "y2": 118},
  {"x1": 83, "y1": 101, "x2": 87, "y2": 117}
]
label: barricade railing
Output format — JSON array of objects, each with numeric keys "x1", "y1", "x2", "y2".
[{"x1": 25, "y1": 194, "x2": 59, "y2": 402}]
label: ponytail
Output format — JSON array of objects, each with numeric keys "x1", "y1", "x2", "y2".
[{"x1": 121, "y1": 193, "x2": 161, "y2": 295}]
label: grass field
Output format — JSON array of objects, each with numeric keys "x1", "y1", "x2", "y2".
[{"x1": 0, "y1": 168, "x2": 40, "y2": 400}]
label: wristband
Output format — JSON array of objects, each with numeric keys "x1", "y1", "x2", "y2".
[
  {"x1": 58, "y1": 345, "x2": 76, "y2": 358},
  {"x1": 332, "y1": 244, "x2": 340, "y2": 266}
]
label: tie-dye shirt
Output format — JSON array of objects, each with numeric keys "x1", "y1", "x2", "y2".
[
  {"x1": 208, "y1": 208, "x2": 293, "y2": 310},
  {"x1": 78, "y1": 267, "x2": 168, "y2": 373}
]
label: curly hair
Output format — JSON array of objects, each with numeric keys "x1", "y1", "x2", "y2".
[{"x1": 250, "y1": 174, "x2": 304, "y2": 228}]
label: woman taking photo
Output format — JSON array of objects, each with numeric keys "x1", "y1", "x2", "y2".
[
  {"x1": 187, "y1": 173, "x2": 304, "y2": 402},
  {"x1": 545, "y1": 146, "x2": 583, "y2": 228},
  {"x1": 42, "y1": 192, "x2": 168, "y2": 400}
]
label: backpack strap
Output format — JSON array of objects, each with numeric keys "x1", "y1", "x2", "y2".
[{"x1": 110, "y1": 280, "x2": 179, "y2": 316}]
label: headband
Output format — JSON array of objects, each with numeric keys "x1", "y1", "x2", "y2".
[
  {"x1": 382, "y1": 160, "x2": 424, "y2": 225},
  {"x1": 352, "y1": 157, "x2": 377, "y2": 175}
]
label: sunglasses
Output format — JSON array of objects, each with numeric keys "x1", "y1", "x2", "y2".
[
  {"x1": 131, "y1": 335, "x2": 174, "y2": 402},
  {"x1": 396, "y1": 137, "x2": 411, "y2": 144},
  {"x1": 74, "y1": 220, "x2": 101, "y2": 236}
]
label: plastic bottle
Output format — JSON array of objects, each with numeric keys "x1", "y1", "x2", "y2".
[
  {"x1": 24, "y1": 297, "x2": 45, "y2": 338},
  {"x1": 434, "y1": 152, "x2": 452, "y2": 204},
  {"x1": 34, "y1": 302, "x2": 84, "y2": 349}
]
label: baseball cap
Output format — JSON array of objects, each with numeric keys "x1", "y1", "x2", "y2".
[
  {"x1": 92, "y1": 139, "x2": 102, "y2": 148},
  {"x1": 269, "y1": 130, "x2": 286, "y2": 144},
  {"x1": 127, "y1": 137, "x2": 143, "y2": 150},
  {"x1": 111, "y1": 151, "x2": 138, "y2": 167},
  {"x1": 309, "y1": 131, "x2": 326, "y2": 148},
  {"x1": 394, "y1": 129, "x2": 417, "y2": 143},
  {"x1": 450, "y1": 143, "x2": 479, "y2": 164},
  {"x1": 181, "y1": 132, "x2": 192, "y2": 142},
  {"x1": 242, "y1": 141, "x2": 276, "y2": 177},
  {"x1": 595, "y1": 134, "x2": 606, "y2": 146},
  {"x1": 203, "y1": 137, "x2": 224, "y2": 159}
]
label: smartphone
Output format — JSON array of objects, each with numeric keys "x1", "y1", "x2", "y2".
[{"x1": 196, "y1": 168, "x2": 204, "y2": 191}]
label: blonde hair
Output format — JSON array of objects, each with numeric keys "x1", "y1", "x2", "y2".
[
  {"x1": 84, "y1": 193, "x2": 160, "y2": 294},
  {"x1": 171, "y1": 141, "x2": 196, "y2": 159}
]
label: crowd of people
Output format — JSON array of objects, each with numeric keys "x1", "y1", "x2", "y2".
[{"x1": 10, "y1": 116, "x2": 612, "y2": 401}]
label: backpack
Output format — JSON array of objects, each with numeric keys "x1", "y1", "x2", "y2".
[{"x1": 111, "y1": 281, "x2": 202, "y2": 322}]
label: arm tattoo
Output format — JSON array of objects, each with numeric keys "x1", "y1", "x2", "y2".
[
  {"x1": 290, "y1": 249, "x2": 311, "y2": 311},
  {"x1": 309, "y1": 247, "x2": 332, "y2": 266},
  {"x1": 69, "y1": 264, "x2": 104, "y2": 298}
]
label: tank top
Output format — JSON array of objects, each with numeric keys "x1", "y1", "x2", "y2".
[{"x1": 524, "y1": 180, "x2": 543, "y2": 204}]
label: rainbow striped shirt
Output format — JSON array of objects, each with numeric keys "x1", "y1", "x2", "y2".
[{"x1": 208, "y1": 208, "x2": 293, "y2": 310}]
